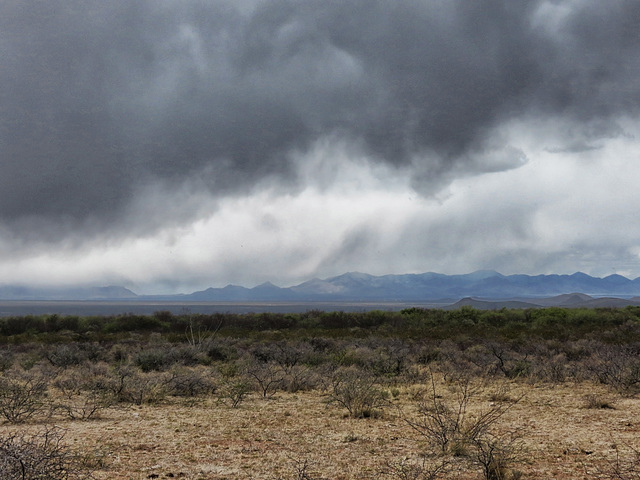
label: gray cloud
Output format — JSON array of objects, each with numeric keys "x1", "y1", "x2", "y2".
[{"x1": 2, "y1": 0, "x2": 640, "y2": 244}]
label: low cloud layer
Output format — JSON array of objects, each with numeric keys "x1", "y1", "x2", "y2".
[{"x1": 1, "y1": 1, "x2": 640, "y2": 290}]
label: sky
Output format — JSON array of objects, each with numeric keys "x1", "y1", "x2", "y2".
[{"x1": 1, "y1": 0, "x2": 640, "y2": 294}]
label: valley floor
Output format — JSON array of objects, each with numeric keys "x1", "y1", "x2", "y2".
[{"x1": 4, "y1": 379, "x2": 639, "y2": 480}]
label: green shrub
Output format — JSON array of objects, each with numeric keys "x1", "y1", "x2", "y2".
[{"x1": 135, "y1": 349, "x2": 169, "y2": 372}]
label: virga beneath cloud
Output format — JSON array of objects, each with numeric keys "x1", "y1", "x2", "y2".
[{"x1": 1, "y1": 1, "x2": 639, "y2": 291}]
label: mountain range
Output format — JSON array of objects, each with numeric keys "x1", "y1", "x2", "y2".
[
  {"x1": 0, "y1": 285, "x2": 137, "y2": 301},
  {"x1": 179, "y1": 270, "x2": 640, "y2": 305},
  {"x1": 3, "y1": 271, "x2": 640, "y2": 307}
]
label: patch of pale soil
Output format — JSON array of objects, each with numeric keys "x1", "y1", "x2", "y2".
[{"x1": 2, "y1": 381, "x2": 639, "y2": 479}]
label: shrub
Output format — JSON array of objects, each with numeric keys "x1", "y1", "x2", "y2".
[
  {"x1": 280, "y1": 458, "x2": 321, "y2": 480},
  {"x1": 184, "y1": 315, "x2": 223, "y2": 353},
  {"x1": 488, "y1": 344, "x2": 531, "y2": 379},
  {"x1": 165, "y1": 367, "x2": 216, "y2": 397},
  {"x1": 246, "y1": 361, "x2": 285, "y2": 398},
  {"x1": 327, "y1": 367, "x2": 389, "y2": 418},
  {"x1": 0, "y1": 426, "x2": 90, "y2": 479},
  {"x1": 104, "y1": 365, "x2": 168, "y2": 405},
  {"x1": 531, "y1": 352, "x2": 568, "y2": 384},
  {"x1": 135, "y1": 348, "x2": 171, "y2": 372},
  {"x1": 0, "y1": 368, "x2": 50, "y2": 423},
  {"x1": 217, "y1": 377, "x2": 252, "y2": 408},
  {"x1": 0, "y1": 350, "x2": 14, "y2": 372},
  {"x1": 251, "y1": 341, "x2": 305, "y2": 369},
  {"x1": 404, "y1": 374, "x2": 519, "y2": 455},
  {"x1": 52, "y1": 363, "x2": 117, "y2": 420},
  {"x1": 283, "y1": 365, "x2": 319, "y2": 393},
  {"x1": 367, "y1": 340, "x2": 410, "y2": 377},
  {"x1": 595, "y1": 445, "x2": 640, "y2": 480},
  {"x1": 205, "y1": 339, "x2": 239, "y2": 362},
  {"x1": 588, "y1": 346, "x2": 640, "y2": 396},
  {"x1": 123, "y1": 371, "x2": 168, "y2": 405},
  {"x1": 583, "y1": 394, "x2": 616, "y2": 410},
  {"x1": 472, "y1": 433, "x2": 523, "y2": 480},
  {"x1": 43, "y1": 345, "x2": 83, "y2": 369},
  {"x1": 103, "y1": 314, "x2": 165, "y2": 333},
  {"x1": 380, "y1": 456, "x2": 449, "y2": 480}
]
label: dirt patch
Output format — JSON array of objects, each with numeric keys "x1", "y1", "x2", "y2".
[{"x1": 3, "y1": 379, "x2": 638, "y2": 479}]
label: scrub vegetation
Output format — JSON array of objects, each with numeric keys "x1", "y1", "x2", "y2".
[{"x1": 2, "y1": 306, "x2": 640, "y2": 478}]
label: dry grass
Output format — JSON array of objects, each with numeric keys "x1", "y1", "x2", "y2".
[{"x1": 2, "y1": 377, "x2": 640, "y2": 479}]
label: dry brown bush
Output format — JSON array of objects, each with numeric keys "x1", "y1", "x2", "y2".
[
  {"x1": 246, "y1": 360, "x2": 286, "y2": 398},
  {"x1": 0, "y1": 368, "x2": 51, "y2": 424},
  {"x1": 404, "y1": 374, "x2": 521, "y2": 456},
  {"x1": 52, "y1": 363, "x2": 117, "y2": 420},
  {"x1": 326, "y1": 367, "x2": 390, "y2": 418},
  {"x1": 0, "y1": 426, "x2": 92, "y2": 479},
  {"x1": 380, "y1": 456, "x2": 449, "y2": 480}
]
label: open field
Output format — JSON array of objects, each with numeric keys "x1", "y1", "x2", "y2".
[
  {"x1": 2, "y1": 307, "x2": 640, "y2": 479},
  {"x1": 4, "y1": 379, "x2": 640, "y2": 479}
]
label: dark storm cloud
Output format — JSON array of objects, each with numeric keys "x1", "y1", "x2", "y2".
[{"x1": 1, "y1": 0, "x2": 639, "y2": 241}]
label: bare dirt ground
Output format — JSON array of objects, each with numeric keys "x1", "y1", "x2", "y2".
[{"x1": 3, "y1": 379, "x2": 639, "y2": 480}]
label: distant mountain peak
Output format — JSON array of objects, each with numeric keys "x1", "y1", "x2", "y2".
[
  {"x1": 253, "y1": 281, "x2": 281, "y2": 290},
  {"x1": 329, "y1": 271, "x2": 374, "y2": 281},
  {"x1": 87, "y1": 286, "x2": 137, "y2": 299},
  {"x1": 222, "y1": 284, "x2": 247, "y2": 291},
  {"x1": 465, "y1": 270, "x2": 504, "y2": 280},
  {"x1": 570, "y1": 272, "x2": 593, "y2": 279}
]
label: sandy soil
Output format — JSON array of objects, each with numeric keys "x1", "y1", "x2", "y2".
[{"x1": 3, "y1": 380, "x2": 639, "y2": 480}]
